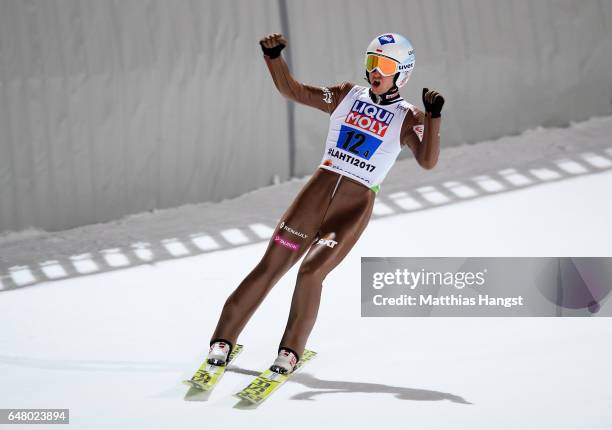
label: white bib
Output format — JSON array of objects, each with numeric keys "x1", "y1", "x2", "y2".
[{"x1": 319, "y1": 85, "x2": 414, "y2": 189}]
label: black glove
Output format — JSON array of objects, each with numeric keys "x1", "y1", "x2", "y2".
[
  {"x1": 259, "y1": 33, "x2": 287, "y2": 59},
  {"x1": 422, "y1": 88, "x2": 445, "y2": 118}
]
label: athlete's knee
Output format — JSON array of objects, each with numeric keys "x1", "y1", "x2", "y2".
[
  {"x1": 297, "y1": 260, "x2": 327, "y2": 284},
  {"x1": 222, "y1": 286, "x2": 264, "y2": 319},
  {"x1": 219, "y1": 296, "x2": 240, "y2": 321},
  {"x1": 223, "y1": 288, "x2": 245, "y2": 308}
]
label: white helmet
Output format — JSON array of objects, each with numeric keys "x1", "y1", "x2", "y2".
[{"x1": 365, "y1": 33, "x2": 415, "y2": 88}]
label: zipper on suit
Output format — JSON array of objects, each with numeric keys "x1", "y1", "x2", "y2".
[{"x1": 331, "y1": 174, "x2": 342, "y2": 199}]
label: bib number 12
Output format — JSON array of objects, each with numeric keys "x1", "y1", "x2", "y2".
[
  {"x1": 336, "y1": 125, "x2": 382, "y2": 160},
  {"x1": 341, "y1": 130, "x2": 368, "y2": 157}
]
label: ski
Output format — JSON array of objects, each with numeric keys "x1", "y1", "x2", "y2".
[
  {"x1": 234, "y1": 349, "x2": 317, "y2": 405},
  {"x1": 183, "y1": 344, "x2": 243, "y2": 391}
]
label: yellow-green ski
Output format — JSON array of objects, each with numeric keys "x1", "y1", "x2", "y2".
[
  {"x1": 183, "y1": 344, "x2": 243, "y2": 391},
  {"x1": 234, "y1": 349, "x2": 317, "y2": 405}
]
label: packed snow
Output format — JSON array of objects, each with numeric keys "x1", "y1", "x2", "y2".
[{"x1": 1, "y1": 116, "x2": 611, "y2": 429}]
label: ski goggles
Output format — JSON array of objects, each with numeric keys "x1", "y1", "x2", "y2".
[{"x1": 365, "y1": 53, "x2": 399, "y2": 76}]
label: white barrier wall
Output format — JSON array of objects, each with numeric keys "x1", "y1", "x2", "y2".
[
  {"x1": 1, "y1": 0, "x2": 611, "y2": 233},
  {"x1": 0, "y1": 0, "x2": 287, "y2": 232},
  {"x1": 287, "y1": 0, "x2": 612, "y2": 175}
]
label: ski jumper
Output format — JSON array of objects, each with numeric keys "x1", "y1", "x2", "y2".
[{"x1": 210, "y1": 55, "x2": 425, "y2": 359}]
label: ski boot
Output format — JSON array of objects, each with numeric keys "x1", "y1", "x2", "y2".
[
  {"x1": 269, "y1": 348, "x2": 299, "y2": 374},
  {"x1": 207, "y1": 340, "x2": 231, "y2": 366}
]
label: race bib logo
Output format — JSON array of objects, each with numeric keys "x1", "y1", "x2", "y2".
[
  {"x1": 326, "y1": 148, "x2": 376, "y2": 177},
  {"x1": 335, "y1": 100, "x2": 393, "y2": 161},
  {"x1": 378, "y1": 34, "x2": 395, "y2": 45},
  {"x1": 345, "y1": 100, "x2": 394, "y2": 137}
]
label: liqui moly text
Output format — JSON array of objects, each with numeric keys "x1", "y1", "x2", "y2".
[{"x1": 345, "y1": 100, "x2": 394, "y2": 137}]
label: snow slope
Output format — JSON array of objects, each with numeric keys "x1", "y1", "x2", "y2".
[
  {"x1": 1, "y1": 117, "x2": 612, "y2": 429},
  {"x1": 2, "y1": 115, "x2": 612, "y2": 289}
]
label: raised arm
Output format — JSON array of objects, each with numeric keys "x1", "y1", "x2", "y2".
[
  {"x1": 260, "y1": 33, "x2": 353, "y2": 114},
  {"x1": 400, "y1": 88, "x2": 445, "y2": 170}
]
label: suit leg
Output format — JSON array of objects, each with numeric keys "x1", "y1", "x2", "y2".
[
  {"x1": 210, "y1": 172, "x2": 334, "y2": 346},
  {"x1": 279, "y1": 191, "x2": 375, "y2": 357}
]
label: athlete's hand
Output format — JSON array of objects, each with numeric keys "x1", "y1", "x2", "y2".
[
  {"x1": 422, "y1": 88, "x2": 445, "y2": 118},
  {"x1": 260, "y1": 33, "x2": 287, "y2": 59}
]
